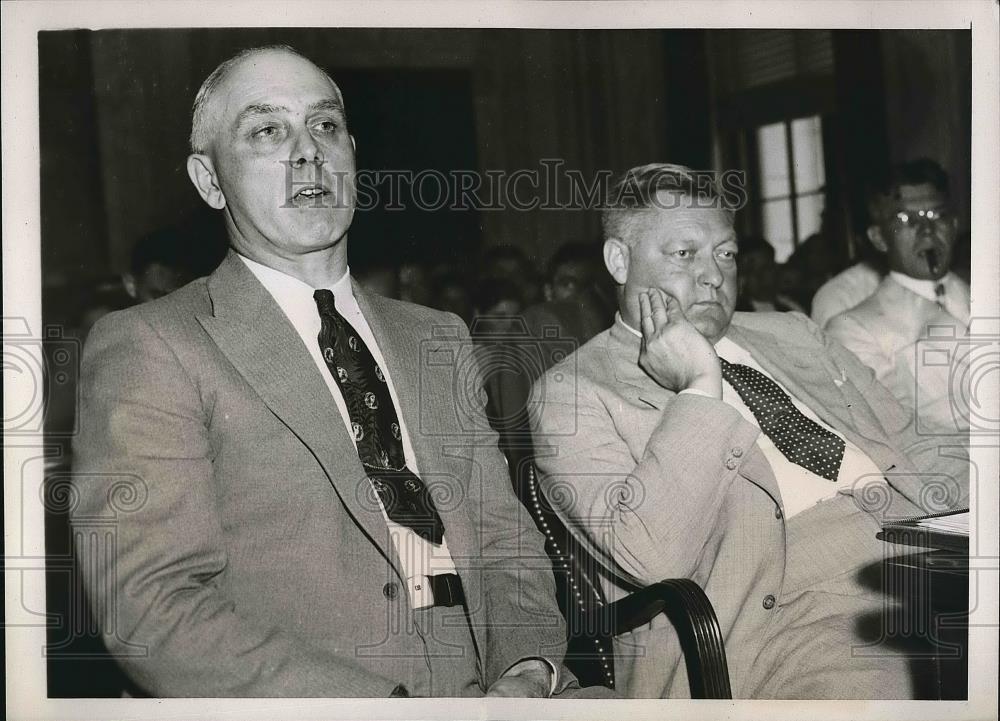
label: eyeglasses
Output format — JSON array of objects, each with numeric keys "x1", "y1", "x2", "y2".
[{"x1": 891, "y1": 208, "x2": 955, "y2": 229}]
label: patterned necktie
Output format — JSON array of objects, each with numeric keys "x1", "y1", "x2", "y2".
[
  {"x1": 314, "y1": 289, "x2": 445, "y2": 544},
  {"x1": 719, "y1": 358, "x2": 845, "y2": 482}
]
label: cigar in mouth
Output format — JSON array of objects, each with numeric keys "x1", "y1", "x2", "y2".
[{"x1": 919, "y1": 248, "x2": 940, "y2": 276}]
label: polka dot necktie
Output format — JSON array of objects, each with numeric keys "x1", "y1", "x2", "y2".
[
  {"x1": 314, "y1": 289, "x2": 445, "y2": 544},
  {"x1": 719, "y1": 358, "x2": 845, "y2": 482}
]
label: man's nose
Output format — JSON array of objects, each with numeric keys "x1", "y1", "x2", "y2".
[
  {"x1": 290, "y1": 127, "x2": 323, "y2": 167},
  {"x1": 697, "y1": 257, "x2": 724, "y2": 287},
  {"x1": 914, "y1": 219, "x2": 938, "y2": 244}
]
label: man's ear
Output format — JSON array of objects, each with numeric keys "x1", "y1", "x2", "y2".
[
  {"x1": 603, "y1": 238, "x2": 630, "y2": 285},
  {"x1": 186, "y1": 154, "x2": 226, "y2": 209},
  {"x1": 867, "y1": 225, "x2": 888, "y2": 253}
]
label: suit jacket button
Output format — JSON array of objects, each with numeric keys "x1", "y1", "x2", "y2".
[
  {"x1": 731, "y1": 447, "x2": 743, "y2": 458},
  {"x1": 762, "y1": 594, "x2": 776, "y2": 610},
  {"x1": 774, "y1": 507, "x2": 783, "y2": 519},
  {"x1": 725, "y1": 458, "x2": 737, "y2": 470},
  {"x1": 383, "y1": 582, "x2": 399, "y2": 600}
]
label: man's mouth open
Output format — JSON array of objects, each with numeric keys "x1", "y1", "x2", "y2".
[{"x1": 290, "y1": 185, "x2": 330, "y2": 205}]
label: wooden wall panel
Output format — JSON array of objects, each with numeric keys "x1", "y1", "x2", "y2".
[{"x1": 39, "y1": 29, "x2": 688, "y2": 278}]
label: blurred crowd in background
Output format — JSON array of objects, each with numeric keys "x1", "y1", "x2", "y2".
[{"x1": 43, "y1": 158, "x2": 972, "y2": 470}]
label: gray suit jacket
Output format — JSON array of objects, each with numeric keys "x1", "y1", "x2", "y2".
[
  {"x1": 72, "y1": 251, "x2": 567, "y2": 697},
  {"x1": 529, "y1": 311, "x2": 967, "y2": 698}
]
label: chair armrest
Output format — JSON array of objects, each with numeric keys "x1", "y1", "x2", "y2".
[{"x1": 593, "y1": 578, "x2": 732, "y2": 699}]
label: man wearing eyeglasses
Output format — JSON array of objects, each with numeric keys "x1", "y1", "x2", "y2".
[{"x1": 827, "y1": 159, "x2": 970, "y2": 435}]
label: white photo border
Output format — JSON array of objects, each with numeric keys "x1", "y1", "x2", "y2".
[{"x1": 4, "y1": 2, "x2": 997, "y2": 720}]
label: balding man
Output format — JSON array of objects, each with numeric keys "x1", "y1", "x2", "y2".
[
  {"x1": 529, "y1": 163, "x2": 967, "y2": 699},
  {"x1": 72, "y1": 46, "x2": 574, "y2": 698}
]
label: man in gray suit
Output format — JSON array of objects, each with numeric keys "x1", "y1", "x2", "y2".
[
  {"x1": 72, "y1": 45, "x2": 572, "y2": 698},
  {"x1": 529, "y1": 163, "x2": 967, "y2": 699}
]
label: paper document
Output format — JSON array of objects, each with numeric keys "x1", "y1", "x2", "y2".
[{"x1": 896, "y1": 509, "x2": 969, "y2": 537}]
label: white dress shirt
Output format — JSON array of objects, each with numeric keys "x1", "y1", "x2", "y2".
[
  {"x1": 826, "y1": 272, "x2": 971, "y2": 434},
  {"x1": 889, "y1": 271, "x2": 970, "y2": 328},
  {"x1": 239, "y1": 254, "x2": 456, "y2": 609},
  {"x1": 617, "y1": 315, "x2": 887, "y2": 518}
]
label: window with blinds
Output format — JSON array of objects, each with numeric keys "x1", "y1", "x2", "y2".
[
  {"x1": 708, "y1": 30, "x2": 834, "y2": 260},
  {"x1": 712, "y1": 29, "x2": 834, "y2": 94}
]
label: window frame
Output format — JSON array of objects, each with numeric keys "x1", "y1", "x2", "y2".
[
  {"x1": 713, "y1": 75, "x2": 839, "y2": 257},
  {"x1": 754, "y1": 114, "x2": 827, "y2": 259}
]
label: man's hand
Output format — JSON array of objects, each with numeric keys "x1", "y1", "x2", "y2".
[
  {"x1": 486, "y1": 659, "x2": 552, "y2": 697},
  {"x1": 638, "y1": 289, "x2": 722, "y2": 397}
]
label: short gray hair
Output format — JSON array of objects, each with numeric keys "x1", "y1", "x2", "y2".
[
  {"x1": 601, "y1": 162, "x2": 734, "y2": 246},
  {"x1": 189, "y1": 44, "x2": 342, "y2": 154}
]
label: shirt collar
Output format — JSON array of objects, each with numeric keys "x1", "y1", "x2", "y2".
[
  {"x1": 714, "y1": 335, "x2": 753, "y2": 365},
  {"x1": 889, "y1": 270, "x2": 955, "y2": 303},
  {"x1": 615, "y1": 312, "x2": 641, "y2": 339},
  {"x1": 237, "y1": 253, "x2": 355, "y2": 328},
  {"x1": 238, "y1": 253, "x2": 352, "y2": 301}
]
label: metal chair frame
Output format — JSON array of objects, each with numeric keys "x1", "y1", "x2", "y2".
[{"x1": 525, "y1": 463, "x2": 733, "y2": 698}]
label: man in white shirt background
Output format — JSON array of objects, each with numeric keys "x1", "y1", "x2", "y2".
[
  {"x1": 826, "y1": 159, "x2": 971, "y2": 435},
  {"x1": 810, "y1": 259, "x2": 883, "y2": 328}
]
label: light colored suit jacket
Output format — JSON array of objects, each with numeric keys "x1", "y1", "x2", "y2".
[
  {"x1": 826, "y1": 274, "x2": 971, "y2": 435},
  {"x1": 811, "y1": 261, "x2": 882, "y2": 328},
  {"x1": 71, "y1": 251, "x2": 568, "y2": 697},
  {"x1": 529, "y1": 311, "x2": 967, "y2": 698}
]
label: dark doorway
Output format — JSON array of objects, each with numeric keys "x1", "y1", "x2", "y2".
[{"x1": 337, "y1": 69, "x2": 481, "y2": 269}]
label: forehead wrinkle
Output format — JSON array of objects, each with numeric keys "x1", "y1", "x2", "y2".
[
  {"x1": 309, "y1": 98, "x2": 345, "y2": 115},
  {"x1": 230, "y1": 95, "x2": 345, "y2": 136},
  {"x1": 635, "y1": 210, "x2": 732, "y2": 242},
  {"x1": 234, "y1": 102, "x2": 290, "y2": 127}
]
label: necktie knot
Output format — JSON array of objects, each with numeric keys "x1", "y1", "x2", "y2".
[{"x1": 314, "y1": 288, "x2": 338, "y2": 317}]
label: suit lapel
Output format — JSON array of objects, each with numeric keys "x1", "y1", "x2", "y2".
[
  {"x1": 197, "y1": 253, "x2": 397, "y2": 562},
  {"x1": 605, "y1": 322, "x2": 784, "y2": 503},
  {"x1": 726, "y1": 318, "x2": 897, "y2": 465},
  {"x1": 606, "y1": 322, "x2": 674, "y2": 410},
  {"x1": 353, "y1": 282, "x2": 439, "y2": 480},
  {"x1": 726, "y1": 321, "x2": 855, "y2": 430}
]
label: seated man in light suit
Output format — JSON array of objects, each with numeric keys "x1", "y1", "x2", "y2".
[
  {"x1": 529, "y1": 163, "x2": 967, "y2": 699},
  {"x1": 810, "y1": 260, "x2": 881, "y2": 328},
  {"x1": 71, "y1": 45, "x2": 580, "y2": 698},
  {"x1": 827, "y1": 159, "x2": 971, "y2": 435}
]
